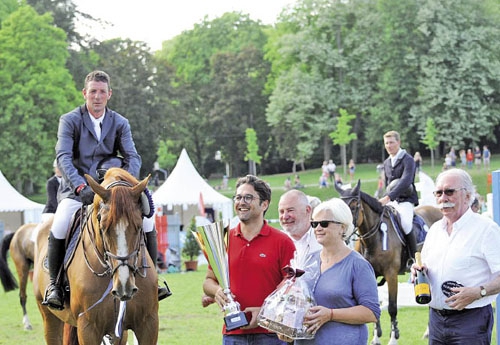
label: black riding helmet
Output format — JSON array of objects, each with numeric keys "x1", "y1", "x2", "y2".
[{"x1": 96, "y1": 156, "x2": 124, "y2": 182}]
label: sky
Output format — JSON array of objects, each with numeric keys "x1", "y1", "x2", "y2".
[{"x1": 74, "y1": 0, "x2": 297, "y2": 51}]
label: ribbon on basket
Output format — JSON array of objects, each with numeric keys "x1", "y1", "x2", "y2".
[{"x1": 257, "y1": 259, "x2": 317, "y2": 340}]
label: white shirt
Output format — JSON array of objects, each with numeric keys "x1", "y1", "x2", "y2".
[
  {"x1": 289, "y1": 227, "x2": 322, "y2": 264},
  {"x1": 422, "y1": 208, "x2": 500, "y2": 309},
  {"x1": 390, "y1": 148, "x2": 405, "y2": 167},
  {"x1": 89, "y1": 113, "x2": 104, "y2": 140}
]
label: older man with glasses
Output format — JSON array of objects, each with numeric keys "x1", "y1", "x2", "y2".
[{"x1": 412, "y1": 168, "x2": 500, "y2": 344}]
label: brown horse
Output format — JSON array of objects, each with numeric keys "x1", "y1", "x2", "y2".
[
  {"x1": 0, "y1": 222, "x2": 41, "y2": 330},
  {"x1": 335, "y1": 181, "x2": 442, "y2": 345},
  {"x1": 33, "y1": 168, "x2": 158, "y2": 345}
]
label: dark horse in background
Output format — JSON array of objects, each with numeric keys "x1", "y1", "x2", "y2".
[
  {"x1": 0, "y1": 222, "x2": 40, "y2": 330},
  {"x1": 336, "y1": 181, "x2": 442, "y2": 345}
]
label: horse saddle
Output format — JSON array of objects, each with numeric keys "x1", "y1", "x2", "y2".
[
  {"x1": 385, "y1": 206, "x2": 428, "y2": 246},
  {"x1": 63, "y1": 207, "x2": 85, "y2": 270},
  {"x1": 43, "y1": 207, "x2": 86, "y2": 300},
  {"x1": 42, "y1": 208, "x2": 84, "y2": 273}
]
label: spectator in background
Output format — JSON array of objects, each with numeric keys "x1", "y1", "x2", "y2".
[
  {"x1": 474, "y1": 146, "x2": 482, "y2": 169},
  {"x1": 483, "y1": 145, "x2": 491, "y2": 170},
  {"x1": 459, "y1": 149, "x2": 467, "y2": 168},
  {"x1": 444, "y1": 154, "x2": 452, "y2": 170},
  {"x1": 321, "y1": 160, "x2": 329, "y2": 178},
  {"x1": 348, "y1": 159, "x2": 356, "y2": 182},
  {"x1": 334, "y1": 173, "x2": 343, "y2": 188},
  {"x1": 466, "y1": 149, "x2": 474, "y2": 169},
  {"x1": 294, "y1": 174, "x2": 304, "y2": 189},
  {"x1": 45, "y1": 159, "x2": 62, "y2": 215},
  {"x1": 414, "y1": 152, "x2": 422, "y2": 174},
  {"x1": 326, "y1": 159, "x2": 336, "y2": 184},
  {"x1": 31, "y1": 160, "x2": 63, "y2": 243},
  {"x1": 284, "y1": 177, "x2": 292, "y2": 191},
  {"x1": 374, "y1": 175, "x2": 385, "y2": 199},
  {"x1": 449, "y1": 147, "x2": 457, "y2": 167},
  {"x1": 319, "y1": 172, "x2": 328, "y2": 188}
]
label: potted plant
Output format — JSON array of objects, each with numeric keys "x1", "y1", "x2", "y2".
[{"x1": 183, "y1": 217, "x2": 201, "y2": 271}]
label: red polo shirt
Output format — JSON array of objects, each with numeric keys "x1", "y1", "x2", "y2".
[{"x1": 225, "y1": 221, "x2": 295, "y2": 335}]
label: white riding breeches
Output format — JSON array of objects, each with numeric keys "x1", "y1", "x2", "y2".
[
  {"x1": 51, "y1": 198, "x2": 154, "y2": 240},
  {"x1": 387, "y1": 200, "x2": 413, "y2": 235}
]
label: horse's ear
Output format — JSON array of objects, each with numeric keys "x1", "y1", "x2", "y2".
[
  {"x1": 132, "y1": 175, "x2": 154, "y2": 217},
  {"x1": 131, "y1": 175, "x2": 150, "y2": 197},
  {"x1": 353, "y1": 180, "x2": 361, "y2": 194},
  {"x1": 85, "y1": 174, "x2": 109, "y2": 200}
]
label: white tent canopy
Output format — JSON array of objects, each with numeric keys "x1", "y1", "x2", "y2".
[
  {"x1": 152, "y1": 149, "x2": 233, "y2": 223},
  {"x1": 0, "y1": 170, "x2": 44, "y2": 231}
]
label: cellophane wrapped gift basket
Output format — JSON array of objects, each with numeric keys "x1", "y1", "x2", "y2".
[{"x1": 258, "y1": 251, "x2": 318, "y2": 340}]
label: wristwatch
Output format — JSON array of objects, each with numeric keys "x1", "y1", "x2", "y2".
[{"x1": 480, "y1": 285, "x2": 487, "y2": 298}]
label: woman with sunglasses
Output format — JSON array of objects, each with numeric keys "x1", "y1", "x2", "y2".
[{"x1": 291, "y1": 198, "x2": 380, "y2": 345}]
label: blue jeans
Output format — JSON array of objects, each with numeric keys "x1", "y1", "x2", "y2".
[
  {"x1": 222, "y1": 333, "x2": 287, "y2": 345},
  {"x1": 429, "y1": 305, "x2": 493, "y2": 345}
]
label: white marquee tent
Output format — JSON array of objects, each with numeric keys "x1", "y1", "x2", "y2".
[
  {"x1": 152, "y1": 149, "x2": 233, "y2": 225},
  {"x1": 0, "y1": 170, "x2": 44, "y2": 232}
]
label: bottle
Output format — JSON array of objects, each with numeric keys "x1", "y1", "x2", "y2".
[{"x1": 414, "y1": 252, "x2": 431, "y2": 304}]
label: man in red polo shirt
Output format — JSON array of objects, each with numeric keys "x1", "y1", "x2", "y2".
[{"x1": 203, "y1": 174, "x2": 296, "y2": 345}]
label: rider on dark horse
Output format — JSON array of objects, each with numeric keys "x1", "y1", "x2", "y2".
[
  {"x1": 378, "y1": 130, "x2": 418, "y2": 262},
  {"x1": 43, "y1": 70, "x2": 169, "y2": 310}
]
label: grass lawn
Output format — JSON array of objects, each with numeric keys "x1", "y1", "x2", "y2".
[{"x1": 0, "y1": 263, "x2": 497, "y2": 344}]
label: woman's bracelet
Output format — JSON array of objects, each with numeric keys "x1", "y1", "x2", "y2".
[{"x1": 330, "y1": 308, "x2": 334, "y2": 321}]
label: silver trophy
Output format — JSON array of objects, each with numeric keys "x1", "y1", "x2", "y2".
[{"x1": 194, "y1": 221, "x2": 248, "y2": 331}]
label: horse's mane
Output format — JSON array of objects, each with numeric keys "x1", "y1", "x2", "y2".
[
  {"x1": 101, "y1": 168, "x2": 142, "y2": 230},
  {"x1": 359, "y1": 190, "x2": 384, "y2": 214}
]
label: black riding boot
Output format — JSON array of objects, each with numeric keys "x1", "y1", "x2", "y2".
[
  {"x1": 146, "y1": 230, "x2": 172, "y2": 301},
  {"x1": 43, "y1": 233, "x2": 66, "y2": 310},
  {"x1": 405, "y1": 230, "x2": 418, "y2": 263}
]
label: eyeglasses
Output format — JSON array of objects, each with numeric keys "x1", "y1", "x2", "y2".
[
  {"x1": 233, "y1": 194, "x2": 259, "y2": 203},
  {"x1": 433, "y1": 188, "x2": 466, "y2": 197},
  {"x1": 311, "y1": 220, "x2": 343, "y2": 228}
]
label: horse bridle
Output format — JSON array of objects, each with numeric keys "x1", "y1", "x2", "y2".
[
  {"x1": 340, "y1": 194, "x2": 362, "y2": 232},
  {"x1": 83, "y1": 180, "x2": 147, "y2": 278},
  {"x1": 340, "y1": 192, "x2": 380, "y2": 241}
]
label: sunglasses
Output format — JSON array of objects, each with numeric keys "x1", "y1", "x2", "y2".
[
  {"x1": 311, "y1": 220, "x2": 343, "y2": 228},
  {"x1": 433, "y1": 188, "x2": 465, "y2": 197}
]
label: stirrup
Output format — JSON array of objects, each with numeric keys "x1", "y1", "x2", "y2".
[
  {"x1": 158, "y1": 281, "x2": 172, "y2": 301},
  {"x1": 42, "y1": 284, "x2": 65, "y2": 310},
  {"x1": 406, "y1": 257, "x2": 415, "y2": 270}
]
